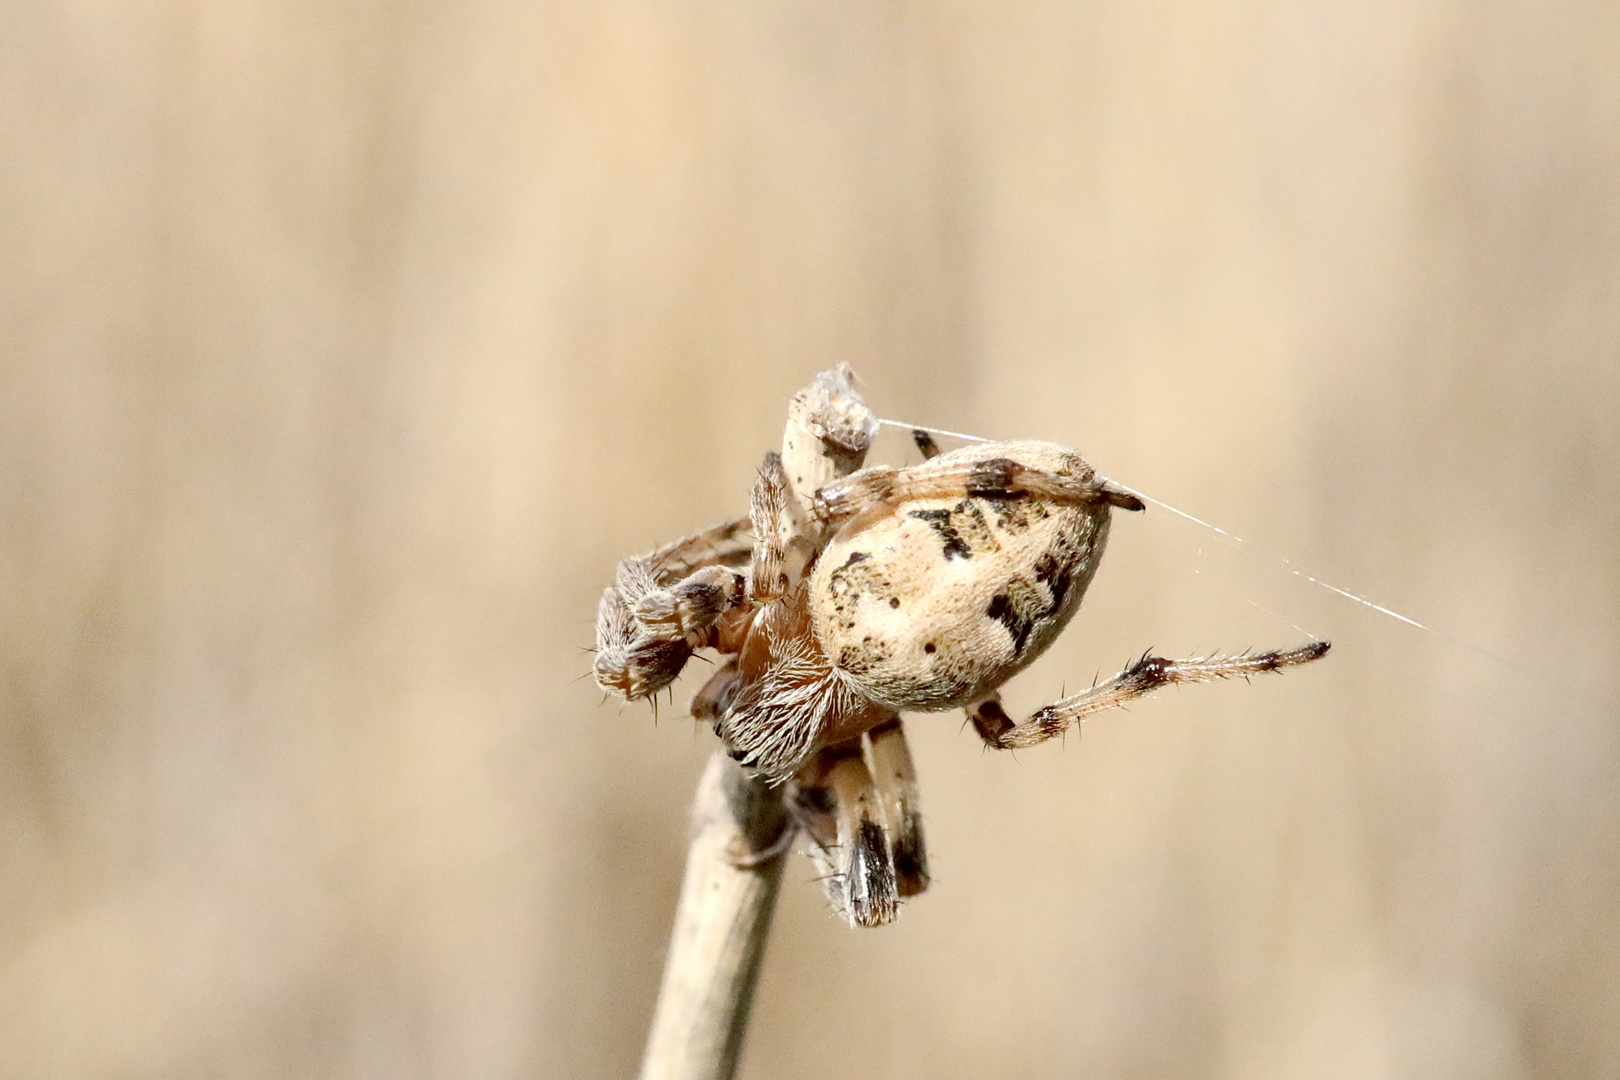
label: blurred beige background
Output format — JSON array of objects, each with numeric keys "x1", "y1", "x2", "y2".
[{"x1": 4, "y1": 2, "x2": 1619, "y2": 1077}]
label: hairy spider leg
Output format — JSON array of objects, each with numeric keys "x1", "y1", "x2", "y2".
[
  {"x1": 746, "y1": 452, "x2": 804, "y2": 604},
  {"x1": 813, "y1": 455, "x2": 1145, "y2": 537},
  {"x1": 965, "y1": 641, "x2": 1332, "y2": 750},
  {"x1": 646, "y1": 515, "x2": 754, "y2": 579},
  {"x1": 865, "y1": 715, "x2": 929, "y2": 897},
  {"x1": 790, "y1": 738, "x2": 898, "y2": 928},
  {"x1": 592, "y1": 519, "x2": 754, "y2": 701}
]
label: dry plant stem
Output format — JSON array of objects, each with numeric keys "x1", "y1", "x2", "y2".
[{"x1": 640, "y1": 752, "x2": 790, "y2": 1080}]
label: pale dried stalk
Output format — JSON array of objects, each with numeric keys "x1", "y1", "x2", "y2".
[{"x1": 639, "y1": 752, "x2": 790, "y2": 1080}]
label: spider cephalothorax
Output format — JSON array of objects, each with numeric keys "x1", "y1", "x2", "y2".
[{"x1": 595, "y1": 366, "x2": 1328, "y2": 927}]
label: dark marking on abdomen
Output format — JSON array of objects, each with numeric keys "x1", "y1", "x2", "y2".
[
  {"x1": 837, "y1": 639, "x2": 892, "y2": 676},
  {"x1": 986, "y1": 593, "x2": 1035, "y2": 655},
  {"x1": 1033, "y1": 551, "x2": 1072, "y2": 616},
  {"x1": 910, "y1": 509, "x2": 972, "y2": 560},
  {"x1": 951, "y1": 499, "x2": 997, "y2": 553},
  {"x1": 991, "y1": 500, "x2": 1031, "y2": 533}
]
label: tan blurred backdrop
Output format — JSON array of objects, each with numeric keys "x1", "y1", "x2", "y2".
[{"x1": 4, "y1": 2, "x2": 1619, "y2": 1077}]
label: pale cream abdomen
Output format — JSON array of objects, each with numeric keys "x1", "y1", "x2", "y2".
[{"x1": 809, "y1": 441, "x2": 1112, "y2": 712}]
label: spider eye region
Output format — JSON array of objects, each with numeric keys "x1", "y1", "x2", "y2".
[{"x1": 809, "y1": 440, "x2": 1112, "y2": 712}]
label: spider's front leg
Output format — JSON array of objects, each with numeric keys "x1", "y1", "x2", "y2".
[
  {"x1": 593, "y1": 518, "x2": 754, "y2": 702},
  {"x1": 966, "y1": 642, "x2": 1332, "y2": 749},
  {"x1": 813, "y1": 452, "x2": 1145, "y2": 531}
]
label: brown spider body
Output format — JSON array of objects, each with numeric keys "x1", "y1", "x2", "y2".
[{"x1": 594, "y1": 366, "x2": 1328, "y2": 927}]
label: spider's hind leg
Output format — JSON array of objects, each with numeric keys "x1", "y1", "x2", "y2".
[
  {"x1": 866, "y1": 716, "x2": 929, "y2": 897},
  {"x1": 966, "y1": 642, "x2": 1332, "y2": 749},
  {"x1": 791, "y1": 738, "x2": 900, "y2": 927}
]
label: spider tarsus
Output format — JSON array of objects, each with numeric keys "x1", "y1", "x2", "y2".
[
  {"x1": 1103, "y1": 488, "x2": 1146, "y2": 512},
  {"x1": 1299, "y1": 640, "x2": 1332, "y2": 662}
]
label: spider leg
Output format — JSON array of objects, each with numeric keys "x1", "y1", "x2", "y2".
[
  {"x1": 593, "y1": 585, "x2": 687, "y2": 702},
  {"x1": 815, "y1": 455, "x2": 1144, "y2": 530},
  {"x1": 627, "y1": 564, "x2": 748, "y2": 641},
  {"x1": 865, "y1": 715, "x2": 929, "y2": 897},
  {"x1": 593, "y1": 548, "x2": 749, "y2": 701},
  {"x1": 790, "y1": 739, "x2": 899, "y2": 927},
  {"x1": 747, "y1": 452, "x2": 804, "y2": 603},
  {"x1": 965, "y1": 642, "x2": 1331, "y2": 750},
  {"x1": 592, "y1": 512, "x2": 759, "y2": 702},
  {"x1": 646, "y1": 515, "x2": 754, "y2": 580},
  {"x1": 825, "y1": 743, "x2": 899, "y2": 926}
]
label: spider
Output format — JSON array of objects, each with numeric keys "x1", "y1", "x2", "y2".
[{"x1": 594, "y1": 366, "x2": 1328, "y2": 927}]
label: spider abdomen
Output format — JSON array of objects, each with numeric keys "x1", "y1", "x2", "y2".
[{"x1": 810, "y1": 440, "x2": 1113, "y2": 712}]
